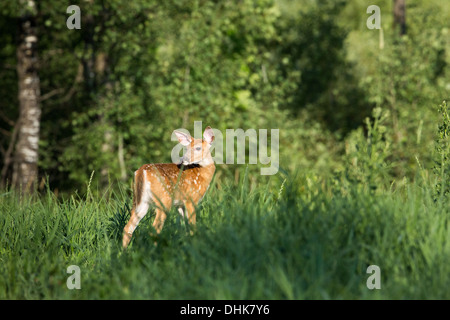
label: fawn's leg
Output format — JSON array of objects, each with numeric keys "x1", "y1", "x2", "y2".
[
  {"x1": 152, "y1": 196, "x2": 172, "y2": 235},
  {"x1": 152, "y1": 208, "x2": 167, "y2": 234},
  {"x1": 184, "y1": 201, "x2": 196, "y2": 234},
  {"x1": 123, "y1": 170, "x2": 151, "y2": 249},
  {"x1": 122, "y1": 206, "x2": 136, "y2": 248},
  {"x1": 122, "y1": 198, "x2": 150, "y2": 248},
  {"x1": 177, "y1": 207, "x2": 185, "y2": 219}
]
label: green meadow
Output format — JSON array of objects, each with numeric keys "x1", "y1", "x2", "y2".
[{"x1": 1, "y1": 163, "x2": 450, "y2": 299}]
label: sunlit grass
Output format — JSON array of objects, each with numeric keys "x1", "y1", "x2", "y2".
[{"x1": 0, "y1": 170, "x2": 449, "y2": 299}]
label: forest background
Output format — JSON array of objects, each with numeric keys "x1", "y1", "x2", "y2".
[{"x1": 1, "y1": 0, "x2": 450, "y2": 299}]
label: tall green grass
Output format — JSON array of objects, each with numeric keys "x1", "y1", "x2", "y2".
[{"x1": 1, "y1": 169, "x2": 449, "y2": 299}]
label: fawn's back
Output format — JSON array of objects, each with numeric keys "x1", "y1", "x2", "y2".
[{"x1": 133, "y1": 162, "x2": 215, "y2": 208}]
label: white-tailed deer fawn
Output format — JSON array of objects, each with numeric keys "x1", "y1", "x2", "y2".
[{"x1": 122, "y1": 126, "x2": 215, "y2": 248}]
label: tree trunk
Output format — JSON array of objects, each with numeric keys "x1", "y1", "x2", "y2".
[
  {"x1": 393, "y1": 0, "x2": 406, "y2": 35},
  {"x1": 12, "y1": 0, "x2": 41, "y2": 193}
]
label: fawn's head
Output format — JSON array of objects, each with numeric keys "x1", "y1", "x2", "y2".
[{"x1": 175, "y1": 126, "x2": 215, "y2": 166}]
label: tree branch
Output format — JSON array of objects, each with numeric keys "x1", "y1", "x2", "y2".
[
  {"x1": 0, "y1": 109, "x2": 15, "y2": 126},
  {"x1": 39, "y1": 88, "x2": 65, "y2": 102},
  {"x1": 1, "y1": 119, "x2": 20, "y2": 186}
]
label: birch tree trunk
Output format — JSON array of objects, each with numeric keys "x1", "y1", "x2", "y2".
[{"x1": 12, "y1": 0, "x2": 41, "y2": 192}]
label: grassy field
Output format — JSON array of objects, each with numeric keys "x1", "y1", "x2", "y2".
[{"x1": 1, "y1": 167, "x2": 449, "y2": 300}]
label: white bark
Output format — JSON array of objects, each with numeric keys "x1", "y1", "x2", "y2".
[{"x1": 12, "y1": 0, "x2": 41, "y2": 192}]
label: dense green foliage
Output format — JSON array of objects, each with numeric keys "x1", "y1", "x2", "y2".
[
  {"x1": 0, "y1": 0, "x2": 449, "y2": 299},
  {"x1": 0, "y1": 0, "x2": 447, "y2": 190}
]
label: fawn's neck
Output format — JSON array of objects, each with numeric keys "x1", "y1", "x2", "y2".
[{"x1": 179, "y1": 163, "x2": 215, "y2": 182}]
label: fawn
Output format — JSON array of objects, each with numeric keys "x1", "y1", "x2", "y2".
[{"x1": 122, "y1": 126, "x2": 215, "y2": 248}]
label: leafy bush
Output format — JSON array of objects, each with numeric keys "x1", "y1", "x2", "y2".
[
  {"x1": 344, "y1": 107, "x2": 393, "y2": 191},
  {"x1": 433, "y1": 100, "x2": 450, "y2": 199}
]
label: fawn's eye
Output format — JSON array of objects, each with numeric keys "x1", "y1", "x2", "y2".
[{"x1": 195, "y1": 147, "x2": 202, "y2": 151}]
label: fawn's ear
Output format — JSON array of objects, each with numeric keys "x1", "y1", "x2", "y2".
[
  {"x1": 174, "y1": 130, "x2": 192, "y2": 146},
  {"x1": 203, "y1": 126, "x2": 215, "y2": 145}
]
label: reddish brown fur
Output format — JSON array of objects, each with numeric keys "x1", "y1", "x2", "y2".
[
  {"x1": 122, "y1": 128, "x2": 215, "y2": 248},
  {"x1": 138, "y1": 163, "x2": 215, "y2": 206},
  {"x1": 134, "y1": 169, "x2": 144, "y2": 206}
]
